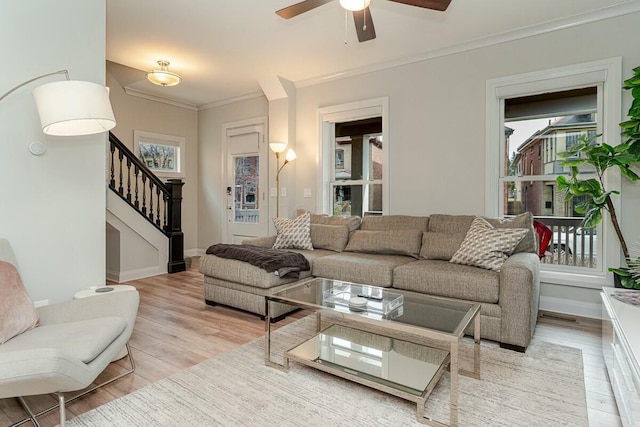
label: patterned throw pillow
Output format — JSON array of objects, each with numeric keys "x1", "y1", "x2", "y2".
[
  {"x1": 450, "y1": 217, "x2": 528, "y2": 271},
  {"x1": 272, "y1": 212, "x2": 313, "y2": 251}
]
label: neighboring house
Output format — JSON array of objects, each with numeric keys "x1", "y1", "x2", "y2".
[{"x1": 510, "y1": 114, "x2": 597, "y2": 217}]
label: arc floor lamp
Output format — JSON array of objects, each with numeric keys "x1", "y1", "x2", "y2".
[
  {"x1": 0, "y1": 69, "x2": 116, "y2": 138},
  {"x1": 270, "y1": 142, "x2": 296, "y2": 217}
]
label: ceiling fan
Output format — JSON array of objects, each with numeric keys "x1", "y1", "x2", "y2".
[{"x1": 276, "y1": 0, "x2": 452, "y2": 43}]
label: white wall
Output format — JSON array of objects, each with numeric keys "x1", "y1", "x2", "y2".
[
  {"x1": 197, "y1": 11, "x2": 640, "y2": 317},
  {"x1": 106, "y1": 69, "x2": 199, "y2": 255},
  {"x1": 197, "y1": 98, "x2": 268, "y2": 251},
  {"x1": 0, "y1": 0, "x2": 107, "y2": 303}
]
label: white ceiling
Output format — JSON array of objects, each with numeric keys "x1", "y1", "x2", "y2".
[{"x1": 106, "y1": 0, "x2": 635, "y2": 108}]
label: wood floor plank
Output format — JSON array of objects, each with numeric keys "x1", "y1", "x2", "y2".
[{"x1": 0, "y1": 258, "x2": 620, "y2": 426}]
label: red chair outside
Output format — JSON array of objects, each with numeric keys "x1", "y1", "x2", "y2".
[{"x1": 533, "y1": 220, "x2": 553, "y2": 259}]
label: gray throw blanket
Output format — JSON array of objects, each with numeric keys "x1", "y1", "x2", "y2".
[{"x1": 206, "y1": 244, "x2": 310, "y2": 279}]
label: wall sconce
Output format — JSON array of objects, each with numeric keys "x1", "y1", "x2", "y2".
[
  {"x1": 270, "y1": 142, "x2": 296, "y2": 217},
  {"x1": 0, "y1": 69, "x2": 116, "y2": 139}
]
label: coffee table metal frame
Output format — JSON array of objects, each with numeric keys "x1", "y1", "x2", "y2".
[{"x1": 264, "y1": 278, "x2": 480, "y2": 427}]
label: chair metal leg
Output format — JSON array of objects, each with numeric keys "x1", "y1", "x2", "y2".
[
  {"x1": 10, "y1": 343, "x2": 135, "y2": 426},
  {"x1": 58, "y1": 393, "x2": 66, "y2": 427},
  {"x1": 12, "y1": 397, "x2": 41, "y2": 427}
]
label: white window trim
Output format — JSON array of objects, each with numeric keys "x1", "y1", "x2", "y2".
[
  {"x1": 317, "y1": 97, "x2": 389, "y2": 215},
  {"x1": 133, "y1": 130, "x2": 186, "y2": 179},
  {"x1": 485, "y1": 58, "x2": 622, "y2": 289}
]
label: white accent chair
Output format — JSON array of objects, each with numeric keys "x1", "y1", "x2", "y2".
[{"x1": 0, "y1": 238, "x2": 139, "y2": 427}]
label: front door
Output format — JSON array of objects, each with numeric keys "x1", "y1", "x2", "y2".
[{"x1": 225, "y1": 121, "x2": 268, "y2": 243}]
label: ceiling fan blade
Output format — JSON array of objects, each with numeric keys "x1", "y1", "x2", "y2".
[
  {"x1": 353, "y1": 7, "x2": 376, "y2": 42},
  {"x1": 276, "y1": 0, "x2": 333, "y2": 19},
  {"x1": 388, "y1": 0, "x2": 452, "y2": 12}
]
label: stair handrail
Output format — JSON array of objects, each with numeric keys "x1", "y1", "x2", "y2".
[{"x1": 109, "y1": 132, "x2": 170, "y2": 199}]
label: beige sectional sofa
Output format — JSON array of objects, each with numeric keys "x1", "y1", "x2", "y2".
[{"x1": 199, "y1": 212, "x2": 540, "y2": 351}]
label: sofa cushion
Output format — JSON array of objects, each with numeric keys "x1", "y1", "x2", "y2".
[
  {"x1": 484, "y1": 212, "x2": 536, "y2": 254},
  {"x1": 428, "y1": 214, "x2": 475, "y2": 234},
  {"x1": 419, "y1": 232, "x2": 467, "y2": 260},
  {"x1": 0, "y1": 316, "x2": 126, "y2": 363},
  {"x1": 450, "y1": 217, "x2": 528, "y2": 272},
  {"x1": 310, "y1": 224, "x2": 350, "y2": 252},
  {"x1": 312, "y1": 253, "x2": 416, "y2": 288},
  {"x1": 273, "y1": 212, "x2": 313, "y2": 251},
  {"x1": 345, "y1": 229, "x2": 423, "y2": 258},
  {"x1": 0, "y1": 261, "x2": 39, "y2": 344},
  {"x1": 360, "y1": 215, "x2": 429, "y2": 231},
  {"x1": 307, "y1": 212, "x2": 361, "y2": 232},
  {"x1": 393, "y1": 259, "x2": 500, "y2": 304}
]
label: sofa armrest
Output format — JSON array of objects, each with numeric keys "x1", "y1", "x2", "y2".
[
  {"x1": 498, "y1": 252, "x2": 540, "y2": 349},
  {"x1": 242, "y1": 236, "x2": 276, "y2": 248},
  {"x1": 37, "y1": 290, "x2": 140, "y2": 328}
]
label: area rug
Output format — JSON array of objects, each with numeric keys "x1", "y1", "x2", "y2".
[{"x1": 66, "y1": 317, "x2": 588, "y2": 426}]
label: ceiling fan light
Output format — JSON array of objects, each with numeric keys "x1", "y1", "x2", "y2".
[
  {"x1": 339, "y1": 0, "x2": 371, "y2": 11},
  {"x1": 146, "y1": 60, "x2": 182, "y2": 87}
]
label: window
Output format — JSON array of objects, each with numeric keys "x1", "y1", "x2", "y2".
[
  {"x1": 318, "y1": 97, "x2": 389, "y2": 217},
  {"x1": 486, "y1": 58, "x2": 623, "y2": 288},
  {"x1": 331, "y1": 119, "x2": 383, "y2": 216},
  {"x1": 133, "y1": 130, "x2": 185, "y2": 178},
  {"x1": 505, "y1": 92, "x2": 600, "y2": 271}
]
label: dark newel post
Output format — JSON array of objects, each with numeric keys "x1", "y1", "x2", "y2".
[{"x1": 166, "y1": 179, "x2": 186, "y2": 273}]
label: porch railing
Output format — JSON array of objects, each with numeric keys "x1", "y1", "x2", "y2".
[
  {"x1": 108, "y1": 132, "x2": 186, "y2": 273},
  {"x1": 534, "y1": 216, "x2": 598, "y2": 268}
]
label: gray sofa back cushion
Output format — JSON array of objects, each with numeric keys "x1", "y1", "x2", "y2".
[
  {"x1": 309, "y1": 213, "x2": 361, "y2": 232},
  {"x1": 428, "y1": 212, "x2": 536, "y2": 255},
  {"x1": 420, "y1": 232, "x2": 467, "y2": 260},
  {"x1": 360, "y1": 215, "x2": 429, "y2": 231},
  {"x1": 310, "y1": 224, "x2": 350, "y2": 252},
  {"x1": 345, "y1": 229, "x2": 423, "y2": 258},
  {"x1": 484, "y1": 212, "x2": 536, "y2": 254}
]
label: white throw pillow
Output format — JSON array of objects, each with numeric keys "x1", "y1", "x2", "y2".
[
  {"x1": 272, "y1": 212, "x2": 313, "y2": 251},
  {"x1": 450, "y1": 217, "x2": 528, "y2": 272}
]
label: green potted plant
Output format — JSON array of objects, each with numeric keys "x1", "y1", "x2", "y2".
[{"x1": 556, "y1": 66, "x2": 640, "y2": 288}]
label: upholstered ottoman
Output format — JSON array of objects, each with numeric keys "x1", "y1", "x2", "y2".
[{"x1": 199, "y1": 254, "x2": 313, "y2": 320}]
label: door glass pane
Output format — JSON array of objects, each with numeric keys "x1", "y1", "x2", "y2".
[{"x1": 234, "y1": 155, "x2": 259, "y2": 223}]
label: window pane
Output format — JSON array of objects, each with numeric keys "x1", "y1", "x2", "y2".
[
  {"x1": 368, "y1": 136, "x2": 383, "y2": 180},
  {"x1": 367, "y1": 184, "x2": 383, "y2": 214},
  {"x1": 234, "y1": 155, "x2": 259, "y2": 223},
  {"x1": 505, "y1": 114, "x2": 597, "y2": 178},
  {"x1": 333, "y1": 185, "x2": 362, "y2": 216},
  {"x1": 502, "y1": 181, "x2": 598, "y2": 268}
]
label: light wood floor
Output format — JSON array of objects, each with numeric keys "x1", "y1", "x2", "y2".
[{"x1": 0, "y1": 258, "x2": 620, "y2": 426}]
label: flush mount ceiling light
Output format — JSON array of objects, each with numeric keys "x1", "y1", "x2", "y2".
[
  {"x1": 339, "y1": 0, "x2": 371, "y2": 11},
  {"x1": 146, "y1": 60, "x2": 181, "y2": 87}
]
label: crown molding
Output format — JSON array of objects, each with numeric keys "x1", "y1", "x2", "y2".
[
  {"x1": 123, "y1": 86, "x2": 198, "y2": 111},
  {"x1": 198, "y1": 90, "x2": 265, "y2": 111},
  {"x1": 297, "y1": 1, "x2": 640, "y2": 88}
]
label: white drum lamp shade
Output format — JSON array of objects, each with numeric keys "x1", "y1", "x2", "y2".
[{"x1": 32, "y1": 81, "x2": 116, "y2": 136}]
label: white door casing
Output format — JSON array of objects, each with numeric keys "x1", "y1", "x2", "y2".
[{"x1": 223, "y1": 119, "x2": 268, "y2": 243}]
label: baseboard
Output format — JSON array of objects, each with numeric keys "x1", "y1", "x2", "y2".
[
  {"x1": 185, "y1": 248, "x2": 202, "y2": 258},
  {"x1": 539, "y1": 295, "x2": 602, "y2": 320},
  {"x1": 108, "y1": 265, "x2": 168, "y2": 283},
  {"x1": 191, "y1": 248, "x2": 207, "y2": 257}
]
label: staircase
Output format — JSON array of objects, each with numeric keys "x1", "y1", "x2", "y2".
[{"x1": 107, "y1": 132, "x2": 185, "y2": 281}]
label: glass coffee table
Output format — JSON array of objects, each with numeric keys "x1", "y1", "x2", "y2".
[{"x1": 264, "y1": 277, "x2": 480, "y2": 426}]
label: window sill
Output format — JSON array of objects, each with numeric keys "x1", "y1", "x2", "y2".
[{"x1": 540, "y1": 267, "x2": 610, "y2": 289}]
